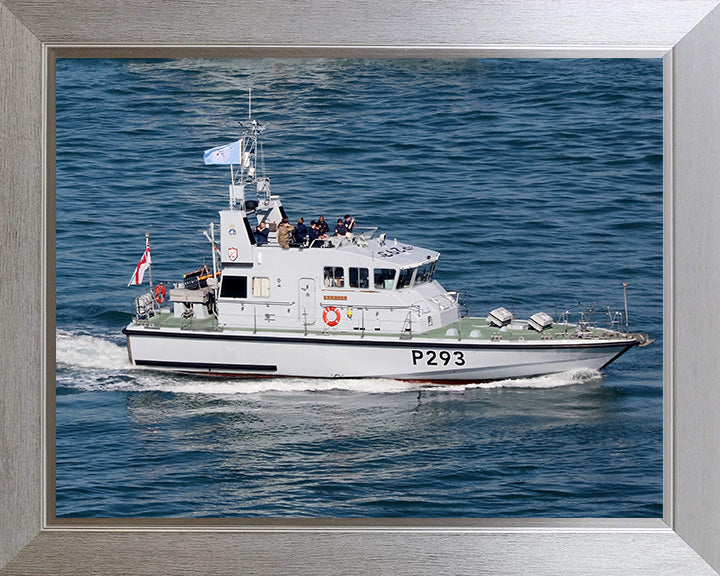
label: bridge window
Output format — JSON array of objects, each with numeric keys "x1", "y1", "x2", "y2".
[
  {"x1": 415, "y1": 260, "x2": 436, "y2": 284},
  {"x1": 397, "y1": 267, "x2": 415, "y2": 289},
  {"x1": 349, "y1": 267, "x2": 369, "y2": 289},
  {"x1": 373, "y1": 268, "x2": 396, "y2": 290},
  {"x1": 252, "y1": 277, "x2": 270, "y2": 297},
  {"x1": 324, "y1": 266, "x2": 344, "y2": 287},
  {"x1": 220, "y1": 275, "x2": 247, "y2": 298}
]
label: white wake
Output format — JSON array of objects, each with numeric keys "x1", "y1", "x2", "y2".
[{"x1": 56, "y1": 329, "x2": 129, "y2": 370}]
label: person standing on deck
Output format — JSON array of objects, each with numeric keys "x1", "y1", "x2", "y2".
[
  {"x1": 254, "y1": 221, "x2": 269, "y2": 245},
  {"x1": 294, "y1": 217, "x2": 308, "y2": 244},
  {"x1": 278, "y1": 216, "x2": 295, "y2": 249},
  {"x1": 334, "y1": 219, "x2": 347, "y2": 236},
  {"x1": 317, "y1": 215, "x2": 329, "y2": 236},
  {"x1": 308, "y1": 221, "x2": 327, "y2": 247},
  {"x1": 344, "y1": 214, "x2": 355, "y2": 239}
]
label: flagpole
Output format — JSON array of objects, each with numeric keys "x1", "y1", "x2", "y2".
[
  {"x1": 230, "y1": 163, "x2": 235, "y2": 209},
  {"x1": 145, "y1": 232, "x2": 154, "y2": 291},
  {"x1": 210, "y1": 222, "x2": 218, "y2": 299}
]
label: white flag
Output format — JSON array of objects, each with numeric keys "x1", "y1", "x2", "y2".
[
  {"x1": 128, "y1": 247, "x2": 151, "y2": 286},
  {"x1": 203, "y1": 137, "x2": 243, "y2": 165}
]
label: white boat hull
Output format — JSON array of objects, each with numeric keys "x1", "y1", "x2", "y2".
[{"x1": 123, "y1": 326, "x2": 636, "y2": 383}]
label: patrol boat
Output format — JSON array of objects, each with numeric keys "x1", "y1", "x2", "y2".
[{"x1": 122, "y1": 112, "x2": 652, "y2": 383}]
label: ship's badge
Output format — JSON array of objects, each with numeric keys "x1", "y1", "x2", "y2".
[
  {"x1": 228, "y1": 247, "x2": 238, "y2": 261},
  {"x1": 229, "y1": 226, "x2": 237, "y2": 236}
]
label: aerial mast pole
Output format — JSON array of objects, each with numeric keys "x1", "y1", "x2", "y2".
[{"x1": 229, "y1": 88, "x2": 254, "y2": 210}]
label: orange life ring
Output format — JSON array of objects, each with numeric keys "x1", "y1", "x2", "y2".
[
  {"x1": 155, "y1": 284, "x2": 166, "y2": 303},
  {"x1": 323, "y1": 306, "x2": 341, "y2": 327}
]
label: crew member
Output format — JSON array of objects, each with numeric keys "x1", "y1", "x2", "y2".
[
  {"x1": 334, "y1": 218, "x2": 347, "y2": 236},
  {"x1": 294, "y1": 217, "x2": 308, "y2": 245},
  {"x1": 277, "y1": 216, "x2": 295, "y2": 249},
  {"x1": 254, "y1": 221, "x2": 269, "y2": 244},
  {"x1": 317, "y1": 215, "x2": 329, "y2": 236},
  {"x1": 344, "y1": 214, "x2": 355, "y2": 239}
]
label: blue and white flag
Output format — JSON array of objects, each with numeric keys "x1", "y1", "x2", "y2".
[{"x1": 203, "y1": 138, "x2": 243, "y2": 165}]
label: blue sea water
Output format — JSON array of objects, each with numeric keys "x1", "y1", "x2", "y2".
[{"x1": 55, "y1": 58, "x2": 663, "y2": 518}]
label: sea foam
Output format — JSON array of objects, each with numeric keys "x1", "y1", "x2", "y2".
[{"x1": 56, "y1": 329, "x2": 129, "y2": 370}]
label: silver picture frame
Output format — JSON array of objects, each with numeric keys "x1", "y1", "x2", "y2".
[{"x1": 2, "y1": 1, "x2": 720, "y2": 574}]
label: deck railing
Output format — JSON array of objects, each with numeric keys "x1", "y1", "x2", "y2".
[{"x1": 133, "y1": 290, "x2": 159, "y2": 324}]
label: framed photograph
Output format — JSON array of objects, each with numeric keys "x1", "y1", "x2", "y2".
[
  {"x1": 51, "y1": 57, "x2": 663, "y2": 522},
  {"x1": 2, "y1": 1, "x2": 720, "y2": 575}
]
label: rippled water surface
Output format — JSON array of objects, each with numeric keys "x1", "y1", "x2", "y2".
[{"x1": 56, "y1": 58, "x2": 662, "y2": 518}]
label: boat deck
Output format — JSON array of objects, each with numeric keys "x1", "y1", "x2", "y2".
[{"x1": 134, "y1": 311, "x2": 629, "y2": 342}]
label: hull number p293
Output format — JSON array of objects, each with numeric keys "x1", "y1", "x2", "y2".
[{"x1": 411, "y1": 349, "x2": 466, "y2": 367}]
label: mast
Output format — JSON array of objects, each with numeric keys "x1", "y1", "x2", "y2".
[
  {"x1": 228, "y1": 89, "x2": 253, "y2": 210},
  {"x1": 235, "y1": 92, "x2": 268, "y2": 206},
  {"x1": 214, "y1": 89, "x2": 267, "y2": 212},
  {"x1": 145, "y1": 232, "x2": 154, "y2": 291}
]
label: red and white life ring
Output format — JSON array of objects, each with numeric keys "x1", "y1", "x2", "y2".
[
  {"x1": 154, "y1": 283, "x2": 166, "y2": 303},
  {"x1": 323, "y1": 306, "x2": 341, "y2": 327}
]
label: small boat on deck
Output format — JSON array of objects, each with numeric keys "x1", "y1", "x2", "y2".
[{"x1": 122, "y1": 106, "x2": 652, "y2": 383}]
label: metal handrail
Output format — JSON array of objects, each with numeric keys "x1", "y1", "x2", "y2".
[
  {"x1": 216, "y1": 298, "x2": 296, "y2": 306},
  {"x1": 133, "y1": 290, "x2": 159, "y2": 322}
]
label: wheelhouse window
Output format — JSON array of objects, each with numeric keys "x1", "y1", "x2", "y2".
[
  {"x1": 415, "y1": 260, "x2": 436, "y2": 284},
  {"x1": 252, "y1": 277, "x2": 270, "y2": 298},
  {"x1": 374, "y1": 268, "x2": 396, "y2": 290},
  {"x1": 324, "y1": 266, "x2": 344, "y2": 287},
  {"x1": 349, "y1": 267, "x2": 370, "y2": 289},
  {"x1": 397, "y1": 267, "x2": 415, "y2": 289},
  {"x1": 219, "y1": 275, "x2": 247, "y2": 298}
]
